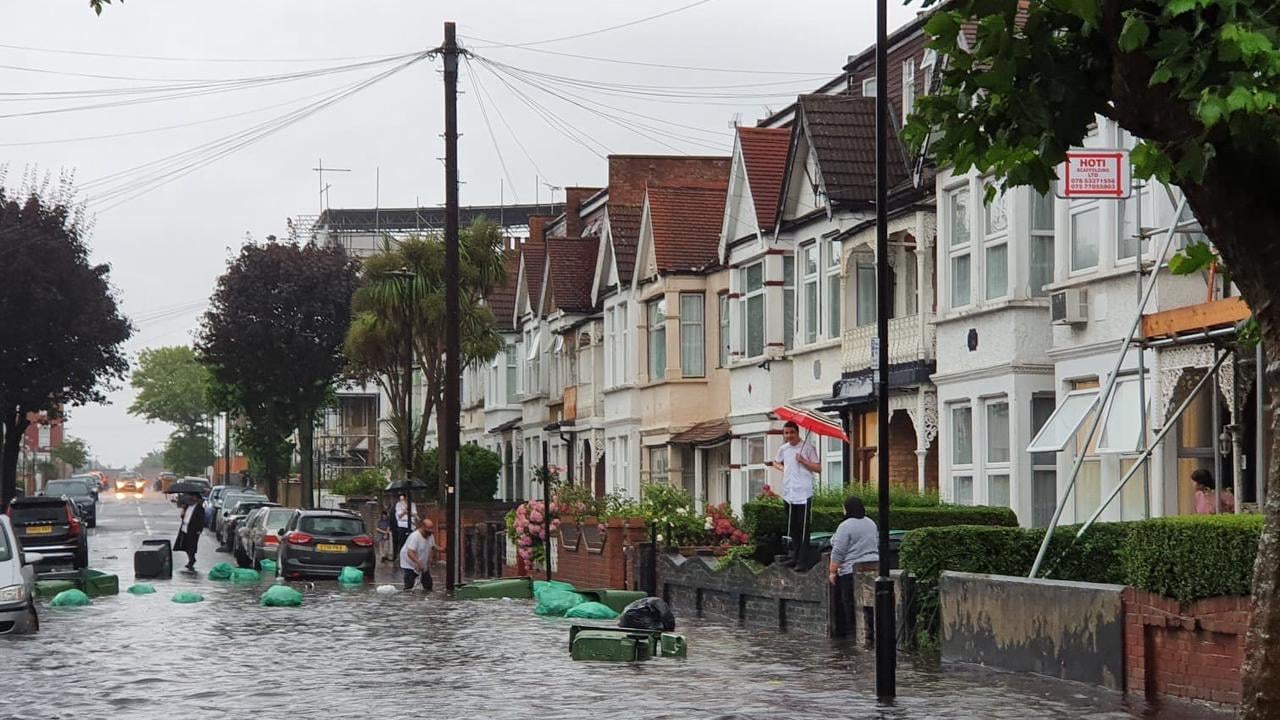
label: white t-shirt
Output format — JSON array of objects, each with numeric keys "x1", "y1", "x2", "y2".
[
  {"x1": 394, "y1": 501, "x2": 418, "y2": 529},
  {"x1": 180, "y1": 504, "x2": 194, "y2": 533},
  {"x1": 775, "y1": 440, "x2": 819, "y2": 503},
  {"x1": 399, "y1": 529, "x2": 436, "y2": 571}
]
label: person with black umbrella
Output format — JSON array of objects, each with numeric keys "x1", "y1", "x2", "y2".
[
  {"x1": 175, "y1": 492, "x2": 206, "y2": 571},
  {"x1": 393, "y1": 492, "x2": 418, "y2": 557}
]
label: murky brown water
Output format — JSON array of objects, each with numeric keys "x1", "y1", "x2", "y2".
[{"x1": 0, "y1": 495, "x2": 1232, "y2": 720}]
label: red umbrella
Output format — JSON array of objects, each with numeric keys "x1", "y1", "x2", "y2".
[{"x1": 773, "y1": 404, "x2": 848, "y2": 442}]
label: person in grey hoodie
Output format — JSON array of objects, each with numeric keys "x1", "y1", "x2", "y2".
[{"x1": 828, "y1": 496, "x2": 878, "y2": 638}]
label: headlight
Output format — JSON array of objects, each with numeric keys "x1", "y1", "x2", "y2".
[{"x1": 0, "y1": 584, "x2": 28, "y2": 605}]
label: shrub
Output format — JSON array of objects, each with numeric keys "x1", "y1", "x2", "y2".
[
  {"x1": 331, "y1": 469, "x2": 386, "y2": 498},
  {"x1": 813, "y1": 484, "x2": 942, "y2": 508},
  {"x1": 1120, "y1": 514, "x2": 1262, "y2": 603},
  {"x1": 742, "y1": 498, "x2": 1018, "y2": 544},
  {"x1": 420, "y1": 445, "x2": 503, "y2": 502}
]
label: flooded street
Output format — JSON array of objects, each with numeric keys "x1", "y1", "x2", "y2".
[{"x1": 1, "y1": 494, "x2": 1231, "y2": 720}]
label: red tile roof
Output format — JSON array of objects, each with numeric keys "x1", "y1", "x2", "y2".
[
  {"x1": 646, "y1": 184, "x2": 729, "y2": 274},
  {"x1": 607, "y1": 203, "x2": 643, "y2": 279},
  {"x1": 544, "y1": 237, "x2": 601, "y2": 313},
  {"x1": 486, "y1": 248, "x2": 521, "y2": 331},
  {"x1": 737, "y1": 127, "x2": 790, "y2": 231},
  {"x1": 521, "y1": 218, "x2": 547, "y2": 316}
]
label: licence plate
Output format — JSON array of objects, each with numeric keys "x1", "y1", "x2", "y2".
[
  {"x1": 26, "y1": 525, "x2": 53, "y2": 535},
  {"x1": 316, "y1": 544, "x2": 345, "y2": 553}
]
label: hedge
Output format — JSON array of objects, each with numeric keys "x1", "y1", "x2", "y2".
[
  {"x1": 742, "y1": 499, "x2": 1019, "y2": 540},
  {"x1": 1121, "y1": 514, "x2": 1263, "y2": 603},
  {"x1": 899, "y1": 515, "x2": 1263, "y2": 642}
]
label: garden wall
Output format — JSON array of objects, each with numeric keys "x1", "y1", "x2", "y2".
[
  {"x1": 553, "y1": 518, "x2": 648, "y2": 590},
  {"x1": 658, "y1": 553, "x2": 832, "y2": 635},
  {"x1": 1123, "y1": 588, "x2": 1250, "y2": 706},
  {"x1": 939, "y1": 571, "x2": 1127, "y2": 690}
]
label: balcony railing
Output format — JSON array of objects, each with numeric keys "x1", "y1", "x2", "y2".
[{"x1": 841, "y1": 313, "x2": 935, "y2": 372}]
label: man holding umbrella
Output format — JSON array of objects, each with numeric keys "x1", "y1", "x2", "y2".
[{"x1": 769, "y1": 420, "x2": 821, "y2": 569}]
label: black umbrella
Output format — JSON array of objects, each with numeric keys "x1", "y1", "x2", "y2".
[
  {"x1": 385, "y1": 478, "x2": 431, "y2": 560},
  {"x1": 384, "y1": 478, "x2": 432, "y2": 493},
  {"x1": 164, "y1": 480, "x2": 209, "y2": 495}
]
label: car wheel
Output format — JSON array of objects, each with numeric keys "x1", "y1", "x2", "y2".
[
  {"x1": 88, "y1": 517, "x2": 97, "y2": 529},
  {"x1": 26, "y1": 599, "x2": 39, "y2": 633},
  {"x1": 234, "y1": 543, "x2": 250, "y2": 568}
]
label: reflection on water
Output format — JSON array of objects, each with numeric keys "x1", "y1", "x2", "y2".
[{"x1": 0, "y1": 498, "x2": 1232, "y2": 720}]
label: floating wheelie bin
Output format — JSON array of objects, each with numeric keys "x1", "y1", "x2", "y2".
[{"x1": 455, "y1": 576, "x2": 534, "y2": 600}]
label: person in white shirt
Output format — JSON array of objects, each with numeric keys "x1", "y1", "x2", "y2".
[
  {"x1": 768, "y1": 421, "x2": 821, "y2": 568},
  {"x1": 829, "y1": 496, "x2": 879, "y2": 637},
  {"x1": 399, "y1": 517, "x2": 436, "y2": 591},
  {"x1": 393, "y1": 493, "x2": 418, "y2": 557}
]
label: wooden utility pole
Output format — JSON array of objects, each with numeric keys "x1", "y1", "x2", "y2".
[{"x1": 441, "y1": 21, "x2": 463, "y2": 592}]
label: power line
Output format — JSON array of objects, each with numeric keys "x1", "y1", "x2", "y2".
[
  {"x1": 466, "y1": 0, "x2": 717, "y2": 49},
  {"x1": 468, "y1": 58, "x2": 549, "y2": 185},
  {"x1": 477, "y1": 61, "x2": 611, "y2": 159},
  {"x1": 465, "y1": 57, "x2": 521, "y2": 204},
  {"x1": 460, "y1": 44, "x2": 833, "y2": 77},
  {"x1": 0, "y1": 41, "x2": 415, "y2": 64}
]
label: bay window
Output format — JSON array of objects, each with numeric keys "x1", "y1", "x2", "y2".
[
  {"x1": 743, "y1": 263, "x2": 764, "y2": 358},
  {"x1": 826, "y1": 239, "x2": 842, "y2": 338},
  {"x1": 1070, "y1": 203, "x2": 1101, "y2": 273},
  {"x1": 951, "y1": 403, "x2": 973, "y2": 505},
  {"x1": 802, "y1": 242, "x2": 819, "y2": 344},
  {"x1": 679, "y1": 293, "x2": 705, "y2": 378},
  {"x1": 783, "y1": 255, "x2": 795, "y2": 350},
  {"x1": 718, "y1": 292, "x2": 730, "y2": 367},
  {"x1": 949, "y1": 189, "x2": 971, "y2": 309},
  {"x1": 985, "y1": 399, "x2": 1010, "y2": 508},
  {"x1": 984, "y1": 186, "x2": 1009, "y2": 300},
  {"x1": 647, "y1": 299, "x2": 666, "y2": 381},
  {"x1": 1030, "y1": 191, "x2": 1056, "y2": 296}
]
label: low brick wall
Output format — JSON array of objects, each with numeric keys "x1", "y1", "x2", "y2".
[
  {"x1": 940, "y1": 572, "x2": 1127, "y2": 690},
  {"x1": 1123, "y1": 588, "x2": 1250, "y2": 706},
  {"x1": 554, "y1": 517, "x2": 647, "y2": 590},
  {"x1": 658, "y1": 553, "x2": 831, "y2": 635}
]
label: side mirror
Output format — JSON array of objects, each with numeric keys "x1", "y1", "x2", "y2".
[
  {"x1": 278, "y1": 529, "x2": 287, "y2": 538},
  {"x1": 23, "y1": 552, "x2": 46, "y2": 565}
]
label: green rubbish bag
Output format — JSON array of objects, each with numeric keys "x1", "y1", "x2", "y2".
[
  {"x1": 564, "y1": 601, "x2": 619, "y2": 620},
  {"x1": 207, "y1": 562, "x2": 234, "y2": 581},
  {"x1": 127, "y1": 584, "x2": 157, "y2": 595},
  {"x1": 533, "y1": 580, "x2": 576, "y2": 596},
  {"x1": 171, "y1": 591, "x2": 204, "y2": 604},
  {"x1": 259, "y1": 559, "x2": 277, "y2": 575},
  {"x1": 50, "y1": 589, "x2": 92, "y2": 607},
  {"x1": 534, "y1": 588, "x2": 587, "y2": 617},
  {"x1": 230, "y1": 568, "x2": 261, "y2": 584},
  {"x1": 338, "y1": 566, "x2": 364, "y2": 585},
  {"x1": 260, "y1": 584, "x2": 304, "y2": 607}
]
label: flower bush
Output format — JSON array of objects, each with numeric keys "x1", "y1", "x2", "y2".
[
  {"x1": 505, "y1": 499, "x2": 559, "y2": 567},
  {"x1": 639, "y1": 484, "x2": 750, "y2": 549},
  {"x1": 758, "y1": 484, "x2": 780, "y2": 501}
]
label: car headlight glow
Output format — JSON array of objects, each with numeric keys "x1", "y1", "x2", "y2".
[{"x1": 0, "y1": 584, "x2": 28, "y2": 605}]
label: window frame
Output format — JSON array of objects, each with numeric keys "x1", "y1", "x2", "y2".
[
  {"x1": 679, "y1": 292, "x2": 705, "y2": 378},
  {"x1": 826, "y1": 239, "x2": 843, "y2": 339},
  {"x1": 1030, "y1": 190, "x2": 1056, "y2": 297},
  {"x1": 1027, "y1": 389, "x2": 1101, "y2": 454},
  {"x1": 861, "y1": 77, "x2": 877, "y2": 96},
  {"x1": 983, "y1": 184, "x2": 1010, "y2": 302},
  {"x1": 950, "y1": 402, "x2": 974, "y2": 506},
  {"x1": 1069, "y1": 201, "x2": 1102, "y2": 275},
  {"x1": 743, "y1": 263, "x2": 765, "y2": 359},
  {"x1": 1096, "y1": 377, "x2": 1147, "y2": 454},
  {"x1": 801, "y1": 241, "x2": 820, "y2": 344},
  {"x1": 782, "y1": 254, "x2": 796, "y2": 351},
  {"x1": 855, "y1": 258, "x2": 877, "y2": 328},
  {"x1": 948, "y1": 187, "x2": 972, "y2": 310},
  {"x1": 505, "y1": 344, "x2": 518, "y2": 405},
  {"x1": 984, "y1": 398, "x2": 1011, "y2": 508},
  {"x1": 647, "y1": 298, "x2": 667, "y2": 381},
  {"x1": 743, "y1": 435, "x2": 769, "y2": 504},
  {"x1": 717, "y1": 292, "x2": 730, "y2": 368},
  {"x1": 901, "y1": 58, "x2": 916, "y2": 123}
]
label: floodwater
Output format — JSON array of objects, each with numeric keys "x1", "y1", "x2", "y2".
[{"x1": 0, "y1": 494, "x2": 1232, "y2": 720}]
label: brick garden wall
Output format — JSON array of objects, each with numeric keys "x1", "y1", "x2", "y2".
[
  {"x1": 553, "y1": 518, "x2": 647, "y2": 590},
  {"x1": 1123, "y1": 588, "x2": 1250, "y2": 706}
]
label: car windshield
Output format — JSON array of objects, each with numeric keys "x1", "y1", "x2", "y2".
[
  {"x1": 13, "y1": 502, "x2": 67, "y2": 523},
  {"x1": 232, "y1": 501, "x2": 268, "y2": 514},
  {"x1": 265, "y1": 509, "x2": 294, "y2": 530},
  {"x1": 44, "y1": 480, "x2": 92, "y2": 497},
  {"x1": 0, "y1": 527, "x2": 11, "y2": 562},
  {"x1": 299, "y1": 516, "x2": 364, "y2": 537}
]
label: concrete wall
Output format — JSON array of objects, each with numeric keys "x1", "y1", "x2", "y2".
[
  {"x1": 940, "y1": 571, "x2": 1126, "y2": 690},
  {"x1": 659, "y1": 553, "x2": 832, "y2": 635}
]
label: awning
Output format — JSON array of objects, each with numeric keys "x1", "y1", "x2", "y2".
[
  {"x1": 489, "y1": 417, "x2": 521, "y2": 435},
  {"x1": 669, "y1": 418, "x2": 732, "y2": 447}
]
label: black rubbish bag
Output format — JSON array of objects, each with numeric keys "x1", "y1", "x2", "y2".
[{"x1": 617, "y1": 596, "x2": 676, "y2": 632}]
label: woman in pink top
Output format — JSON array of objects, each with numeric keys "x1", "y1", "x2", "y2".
[{"x1": 1192, "y1": 469, "x2": 1235, "y2": 514}]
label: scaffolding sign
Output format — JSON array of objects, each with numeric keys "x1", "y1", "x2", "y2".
[{"x1": 1056, "y1": 149, "x2": 1132, "y2": 199}]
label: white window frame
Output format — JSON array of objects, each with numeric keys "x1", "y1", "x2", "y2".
[
  {"x1": 801, "y1": 241, "x2": 820, "y2": 344},
  {"x1": 647, "y1": 298, "x2": 666, "y2": 381},
  {"x1": 718, "y1": 292, "x2": 730, "y2": 368},
  {"x1": 1027, "y1": 389, "x2": 1101, "y2": 453},
  {"x1": 861, "y1": 77, "x2": 876, "y2": 96},
  {"x1": 743, "y1": 435, "x2": 769, "y2": 504},
  {"x1": 983, "y1": 184, "x2": 1010, "y2": 302},
  {"x1": 825, "y1": 239, "x2": 842, "y2": 339},
  {"x1": 950, "y1": 402, "x2": 974, "y2": 505},
  {"x1": 1069, "y1": 201, "x2": 1102, "y2": 275},
  {"x1": 1030, "y1": 190, "x2": 1056, "y2": 297},
  {"x1": 679, "y1": 293, "x2": 705, "y2": 378},
  {"x1": 824, "y1": 436, "x2": 844, "y2": 489},
  {"x1": 605, "y1": 307, "x2": 616, "y2": 387},
  {"x1": 782, "y1": 254, "x2": 796, "y2": 350},
  {"x1": 743, "y1": 263, "x2": 765, "y2": 359},
  {"x1": 984, "y1": 398, "x2": 1010, "y2": 508},
  {"x1": 901, "y1": 59, "x2": 916, "y2": 123},
  {"x1": 948, "y1": 187, "x2": 972, "y2": 310},
  {"x1": 1096, "y1": 377, "x2": 1147, "y2": 454},
  {"x1": 855, "y1": 255, "x2": 877, "y2": 328}
]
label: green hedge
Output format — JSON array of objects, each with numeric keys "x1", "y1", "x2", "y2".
[
  {"x1": 1121, "y1": 514, "x2": 1262, "y2": 603},
  {"x1": 742, "y1": 499, "x2": 1019, "y2": 540},
  {"x1": 900, "y1": 515, "x2": 1263, "y2": 642}
]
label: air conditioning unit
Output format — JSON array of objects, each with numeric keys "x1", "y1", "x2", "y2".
[{"x1": 1051, "y1": 288, "x2": 1089, "y2": 325}]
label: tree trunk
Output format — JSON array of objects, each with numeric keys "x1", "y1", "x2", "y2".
[
  {"x1": 298, "y1": 418, "x2": 314, "y2": 510},
  {"x1": 0, "y1": 411, "x2": 27, "y2": 509}
]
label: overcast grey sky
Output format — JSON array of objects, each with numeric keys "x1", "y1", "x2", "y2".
[{"x1": 3, "y1": 0, "x2": 917, "y2": 469}]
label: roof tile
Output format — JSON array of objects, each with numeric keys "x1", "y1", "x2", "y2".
[
  {"x1": 544, "y1": 237, "x2": 601, "y2": 313},
  {"x1": 737, "y1": 127, "x2": 790, "y2": 230},
  {"x1": 647, "y1": 184, "x2": 728, "y2": 274},
  {"x1": 486, "y1": 248, "x2": 522, "y2": 331},
  {"x1": 797, "y1": 94, "x2": 912, "y2": 205}
]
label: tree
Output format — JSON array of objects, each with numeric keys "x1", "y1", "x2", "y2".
[
  {"x1": 906, "y1": 1, "x2": 1280, "y2": 713},
  {"x1": 197, "y1": 242, "x2": 358, "y2": 504},
  {"x1": 134, "y1": 449, "x2": 166, "y2": 475},
  {"x1": 129, "y1": 345, "x2": 217, "y2": 479},
  {"x1": 346, "y1": 219, "x2": 507, "y2": 501},
  {"x1": 419, "y1": 444, "x2": 502, "y2": 503},
  {"x1": 50, "y1": 437, "x2": 90, "y2": 475},
  {"x1": 164, "y1": 426, "x2": 216, "y2": 477},
  {"x1": 0, "y1": 174, "x2": 132, "y2": 508}
]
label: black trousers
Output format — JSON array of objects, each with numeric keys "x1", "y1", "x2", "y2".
[
  {"x1": 784, "y1": 499, "x2": 812, "y2": 567},
  {"x1": 830, "y1": 572, "x2": 856, "y2": 638},
  {"x1": 403, "y1": 568, "x2": 434, "y2": 591}
]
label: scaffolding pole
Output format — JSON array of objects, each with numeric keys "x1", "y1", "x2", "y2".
[{"x1": 1029, "y1": 193, "x2": 1189, "y2": 579}]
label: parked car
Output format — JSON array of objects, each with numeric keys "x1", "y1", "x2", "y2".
[
  {"x1": 219, "y1": 498, "x2": 276, "y2": 550},
  {"x1": 235, "y1": 506, "x2": 293, "y2": 569},
  {"x1": 41, "y1": 477, "x2": 98, "y2": 528},
  {"x1": 202, "y1": 485, "x2": 232, "y2": 517},
  {"x1": 115, "y1": 471, "x2": 145, "y2": 494},
  {"x1": 276, "y1": 510, "x2": 375, "y2": 580},
  {"x1": 213, "y1": 490, "x2": 265, "y2": 536},
  {"x1": 5, "y1": 496, "x2": 88, "y2": 573},
  {"x1": 0, "y1": 515, "x2": 39, "y2": 635}
]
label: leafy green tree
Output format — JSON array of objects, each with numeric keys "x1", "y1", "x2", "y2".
[
  {"x1": 906, "y1": 0, "x2": 1280, "y2": 711},
  {"x1": 198, "y1": 242, "x2": 358, "y2": 504},
  {"x1": 346, "y1": 219, "x2": 507, "y2": 501},
  {"x1": 134, "y1": 449, "x2": 166, "y2": 475},
  {"x1": 0, "y1": 175, "x2": 132, "y2": 508},
  {"x1": 50, "y1": 437, "x2": 90, "y2": 475},
  {"x1": 331, "y1": 468, "x2": 387, "y2": 499},
  {"x1": 419, "y1": 444, "x2": 502, "y2": 503},
  {"x1": 164, "y1": 426, "x2": 216, "y2": 477}
]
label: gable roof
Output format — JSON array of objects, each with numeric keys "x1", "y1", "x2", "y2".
[
  {"x1": 486, "y1": 249, "x2": 521, "y2": 331},
  {"x1": 544, "y1": 237, "x2": 601, "y2": 313},
  {"x1": 646, "y1": 185, "x2": 728, "y2": 275},
  {"x1": 736, "y1": 127, "x2": 790, "y2": 231},
  {"x1": 606, "y1": 203, "x2": 643, "y2": 278},
  {"x1": 515, "y1": 218, "x2": 547, "y2": 320},
  {"x1": 795, "y1": 94, "x2": 911, "y2": 205}
]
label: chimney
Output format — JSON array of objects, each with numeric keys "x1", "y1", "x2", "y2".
[{"x1": 562, "y1": 186, "x2": 600, "y2": 238}]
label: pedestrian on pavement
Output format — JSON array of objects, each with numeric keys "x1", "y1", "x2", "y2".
[
  {"x1": 399, "y1": 517, "x2": 436, "y2": 591},
  {"x1": 1192, "y1": 469, "x2": 1236, "y2": 514},
  {"x1": 393, "y1": 493, "x2": 417, "y2": 556},
  {"x1": 175, "y1": 492, "x2": 206, "y2": 571},
  {"x1": 829, "y1": 496, "x2": 879, "y2": 637},
  {"x1": 768, "y1": 420, "x2": 820, "y2": 569},
  {"x1": 376, "y1": 509, "x2": 392, "y2": 562}
]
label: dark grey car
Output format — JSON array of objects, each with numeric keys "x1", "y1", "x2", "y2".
[
  {"x1": 242, "y1": 507, "x2": 297, "y2": 571},
  {"x1": 41, "y1": 478, "x2": 98, "y2": 528},
  {"x1": 276, "y1": 510, "x2": 374, "y2": 580},
  {"x1": 7, "y1": 497, "x2": 88, "y2": 574}
]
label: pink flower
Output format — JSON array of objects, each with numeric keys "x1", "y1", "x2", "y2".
[
  {"x1": 530, "y1": 510, "x2": 544, "y2": 524},
  {"x1": 518, "y1": 534, "x2": 532, "y2": 547},
  {"x1": 518, "y1": 547, "x2": 531, "y2": 562},
  {"x1": 597, "y1": 523, "x2": 607, "y2": 533},
  {"x1": 515, "y1": 517, "x2": 528, "y2": 532},
  {"x1": 550, "y1": 518, "x2": 562, "y2": 531},
  {"x1": 516, "y1": 504, "x2": 528, "y2": 519},
  {"x1": 549, "y1": 502, "x2": 559, "y2": 514},
  {"x1": 529, "y1": 522, "x2": 542, "y2": 535}
]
